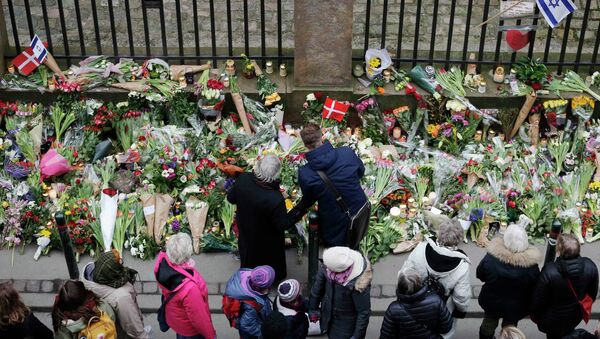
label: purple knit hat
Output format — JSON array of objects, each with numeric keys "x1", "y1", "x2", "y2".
[{"x1": 249, "y1": 265, "x2": 275, "y2": 291}]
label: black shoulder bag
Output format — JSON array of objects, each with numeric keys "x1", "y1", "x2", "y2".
[{"x1": 316, "y1": 170, "x2": 371, "y2": 250}]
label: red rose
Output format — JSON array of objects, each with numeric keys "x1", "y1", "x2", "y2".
[
  {"x1": 102, "y1": 188, "x2": 117, "y2": 197},
  {"x1": 508, "y1": 201, "x2": 517, "y2": 208},
  {"x1": 138, "y1": 135, "x2": 146, "y2": 142},
  {"x1": 314, "y1": 92, "x2": 323, "y2": 100},
  {"x1": 531, "y1": 82, "x2": 542, "y2": 91}
]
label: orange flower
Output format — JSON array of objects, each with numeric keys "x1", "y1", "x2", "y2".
[{"x1": 377, "y1": 86, "x2": 385, "y2": 94}]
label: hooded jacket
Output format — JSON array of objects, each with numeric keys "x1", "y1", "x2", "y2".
[
  {"x1": 0, "y1": 313, "x2": 54, "y2": 339},
  {"x1": 379, "y1": 286, "x2": 453, "y2": 339},
  {"x1": 54, "y1": 301, "x2": 116, "y2": 339},
  {"x1": 153, "y1": 251, "x2": 216, "y2": 339},
  {"x1": 477, "y1": 237, "x2": 540, "y2": 321},
  {"x1": 273, "y1": 297, "x2": 309, "y2": 339},
  {"x1": 223, "y1": 269, "x2": 273, "y2": 339},
  {"x1": 81, "y1": 262, "x2": 150, "y2": 339},
  {"x1": 402, "y1": 237, "x2": 472, "y2": 315},
  {"x1": 290, "y1": 142, "x2": 366, "y2": 247},
  {"x1": 531, "y1": 256, "x2": 599, "y2": 337},
  {"x1": 309, "y1": 258, "x2": 373, "y2": 339}
]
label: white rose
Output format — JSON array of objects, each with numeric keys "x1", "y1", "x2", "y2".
[
  {"x1": 306, "y1": 93, "x2": 317, "y2": 102},
  {"x1": 161, "y1": 170, "x2": 169, "y2": 178},
  {"x1": 168, "y1": 168, "x2": 175, "y2": 174},
  {"x1": 390, "y1": 207, "x2": 401, "y2": 217},
  {"x1": 180, "y1": 175, "x2": 187, "y2": 183},
  {"x1": 381, "y1": 150, "x2": 391, "y2": 159},
  {"x1": 131, "y1": 247, "x2": 138, "y2": 256}
]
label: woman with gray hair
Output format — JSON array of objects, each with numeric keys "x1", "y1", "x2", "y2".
[
  {"x1": 380, "y1": 268, "x2": 453, "y2": 338},
  {"x1": 227, "y1": 154, "x2": 295, "y2": 281},
  {"x1": 400, "y1": 220, "x2": 472, "y2": 338},
  {"x1": 154, "y1": 233, "x2": 215, "y2": 339}
]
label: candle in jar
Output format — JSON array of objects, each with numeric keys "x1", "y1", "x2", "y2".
[
  {"x1": 222, "y1": 75, "x2": 230, "y2": 88},
  {"x1": 353, "y1": 64, "x2": 365, "y2": 77},
  {"x1": 7, "y1": 64, "x2": 14, "y2": 74},
  {"x1": 279, "y1": 64, "x2": 287, "y2": 77},
  {"x1": 474, "y1": 130, "x2": 483, "y2": 141},
  {"x1": 408, "y1": 208, "x2": 417, "y2": 218},
  {"x1": 478, "y1": 81, "x2": 487, "y2": 94},
  {"x1": 179, "y1": 76, "x2": 187, "y2": 88},
  {"x1": 383, "y1": 69, "x2": 392, "y2": 83},
  {"x1": 266, "y1": 61, "x2": 274, "y2": 74},
  {"x1": 225, "y1": 59, "x2": 236, "y2": 76}
]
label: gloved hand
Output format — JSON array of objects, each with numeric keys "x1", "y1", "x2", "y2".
[{"x1": 309, "y1": 310, "x2": 320, "y2": 323}]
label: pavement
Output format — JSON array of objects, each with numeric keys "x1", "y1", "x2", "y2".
[{"x1": 3, "y1": 241, "x2": 600, "y2": 338}]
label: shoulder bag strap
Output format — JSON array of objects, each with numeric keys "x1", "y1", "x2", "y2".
[
  {"x1": 316, "y1": 170, "x2": 351, "y2": 217},
  {"x1": 565, "y1": 278, "x2": 580, "y2": 301}
]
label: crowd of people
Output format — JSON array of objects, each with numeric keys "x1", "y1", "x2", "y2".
[{"x1": 1, "y1": 124, "x2": 600, "y2": 339}]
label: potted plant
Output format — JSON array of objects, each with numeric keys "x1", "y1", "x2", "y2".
[
  {"x1": 514, "y1": 57, "x2": 549, "y2": 91},
  {"x1": 196, "y1": 76, "x2": 225, "y2": 121},
  {"x1": 240, "y1": 54, "x2": 255, "y2": 79}
]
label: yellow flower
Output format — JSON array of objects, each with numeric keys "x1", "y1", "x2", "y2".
[
  {"x1": 38, "y1": 229, "x2": 52, "y2": 238},
  {"x1": 427, "y1": 124, "x2": 441, "y2": 138},
  {"x1": 285, "y1": 199, "x2": 293, "y2": 210},
  {"x1": 590, "y1": 181, "x2": 600, "y2": 191},
  {"x1": 1, "y1": 201, "x2": 8, "y2": 208},
  {"x1": 65, "y1": 210, "x2": 72, "y2": 216},
  {"x1": 220, "y1": 148, "x2": 227, "y2": 154},
  {"x1": 368, "y1": 57, "x2": 381, "y2": 69}
]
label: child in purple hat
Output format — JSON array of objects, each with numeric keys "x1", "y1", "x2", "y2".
[{"x1": 223, "y1": 265, "x2": 276, "y2": 339}]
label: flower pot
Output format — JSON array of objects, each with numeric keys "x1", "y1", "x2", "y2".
[
  {"x1": 198, "y1": 95, "x2": 225, "y2": 121},
  {"x1": 243, "y1": 69, "x2": 255, "y2": 79}
]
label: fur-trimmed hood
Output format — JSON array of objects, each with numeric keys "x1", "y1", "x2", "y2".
[
  {"x1": 487, "y1": 237, "x2": 540, "y2": 268},
  {"x1": 351, "y1": 260, "x2": 373, "y2": 293}
]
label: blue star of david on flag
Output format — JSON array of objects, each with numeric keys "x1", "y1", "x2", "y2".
[{"x1": 536, "y1": 0, "x2": 577, "y2": 28}]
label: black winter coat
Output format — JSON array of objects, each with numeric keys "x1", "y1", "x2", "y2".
[
  {"x1": 477, "y1": 237, "x2": 540, "y2": 322},
  {"x1": 273, "y1": 297, "x2": 309, "y2": 339},
  {"x1": 0, "y1": 313, "x2": 54, "y2": 339},
  {"x1": 309, "y1": 260, "x2": 372, "y2": 339},
  {"x1": 379, "y1": 286, "x2": 453, "y2": 339},
  {"x1": 290, "y1": 142, "x2": 366, "y2": 247},
  {"x1": 531, "y1": 256, "x2": 599, "y2": 337},
  {"x1": 227, "y1": 172, "x2": 294, "y2": 281}
]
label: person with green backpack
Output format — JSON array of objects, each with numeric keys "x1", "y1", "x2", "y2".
[{"x1": 52, "y1": 280, "x2": 117, "y2": 339}]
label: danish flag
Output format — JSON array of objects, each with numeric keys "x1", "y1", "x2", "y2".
[
  {"x1": 11, "y1": 39, "x2": 49, "y2": 76},
  {"x1": 321, "y1": 97, "x2": 350, "y2": 122}
]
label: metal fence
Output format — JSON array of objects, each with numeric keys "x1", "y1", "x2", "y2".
[
  {"x1": 3, "y1": 0, "x2": 291, "y2": 66},
  {"x1": 356, "y1": 0, "x2": 599, "y2": 74},
  {"x1": 3, "y1": 0, "x2": 600, "y2": 74}
]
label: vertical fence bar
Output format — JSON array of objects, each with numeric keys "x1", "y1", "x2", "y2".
[
  {"x1": 494, "y1": 16, "x2": 504, "y2": 64},
  {"x1": 243, "y1": 0, "x2": 250, "y2": 56},
  {"x1": 40, "y1": 0, "x2": 53, "y2": 52},
  {"x1": 527, "y1": 6, "x2": 539, "y2": 59},
  {"x1": 543, "y1": 26, "x2": 553, "y2": 63},
  {"x1": 364, "y1": 0, "x2": 372, "y2": 53},
  {"x1": 574, "y1": 0, "x2": 591, "y2": 73},
  {"x1": 210, "y1": 0, "x2": 218, "y2": 65},
  {"x1": 23, "y1": 0, "x2": 34, "y2": 40},
  {"x1": 260, "y1": 0, "x2": 266, "y2": 65},
  {"x1": 74, "y1": 0, "x2": 86, "y2": 56},
  {"x1": 159, "y1": 2, "x2": 168, "y2": 57},
  {"x1": 476, "y1": 0, "x2": 491, "y2": 70},
  {"x1": 142, "y1": 4, "x2": 151, "y2": 56},
  {"x1": 381, "y1": 0, "x2": 388, "y2": 49},
  {"x1": 461, "y1": 0, "x2": 473, "y2": 68},
  {"x1": 107, "y1": 0, "x2": 119, "y2": 60},
  {"x1": 557, "y1": 15, "x2": 572, "y2": 75},
  {"x1": 444, "y1": 0, "x2": 457, "y2": 69},
  {"x1": 193, "y1": 0, "x2": 200, "y2": 59},
  {"x1": 175, "y1": 0, "x2": 184, "y2": 63},
  {"x1": 7, "y1": 0, "x2": 21, "y2": 53},
  {"x1": 124, "y1": 0, "x2": 135, "y2": 57},
  {"x1": 412, "y1": 0, "x2": 422, "y2": 67},
  {"x1": 277, "y1": 0, "x2": 282, "y2": 65},
  {"x1": 227, "y1": 0, "x2": 233, "y2": 56},
  {"x1": 590, "y1": 21, "x2": 600, "y2": 74},
  {"x1": 429, "y1": 0, "x2": 439, "y2": 64},
  {"x1": 509, "y1": 19, "x2": 522, "y2": 65},
  {"x1": 90, "y1": 0, "x2": 102, "y2": 54},
  {"x1": 395, "y1": 0, "x2": 405, "y2": 68},
  {"x1": 56, "y1": 0, "x2": 71, "y2": 64}
]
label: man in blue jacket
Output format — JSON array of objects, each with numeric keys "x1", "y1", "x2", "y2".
[{"x1": 289, "y1": 123, "x2": 367, "y2": 247}]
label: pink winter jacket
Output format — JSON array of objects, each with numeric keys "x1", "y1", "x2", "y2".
[{"x1": 154, "y1": 251, "x2": 216, "y2": 338}]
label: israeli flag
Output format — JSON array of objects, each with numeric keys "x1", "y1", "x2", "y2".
[
  {"x1": 30, "y1": 35, "x2": 47, "y2": 63},
  {"x1": 536, "y1": 0, "x2": 577, "y2": 28}
]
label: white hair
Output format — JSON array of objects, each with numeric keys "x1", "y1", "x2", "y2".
[
  {"x1": 166, "y1": 233, "x2": 193, "y2": 265},
  {"x1": 253, "y1": 154, "x2": 281, "y2": 183}
]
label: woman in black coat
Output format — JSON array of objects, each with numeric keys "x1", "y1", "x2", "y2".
[
  {"x1": 380, "y1": 268, "x2": 452, "y2": 339},
  {"x1": 227, "y1": 154, "x2": 294, "y2": 282},
  {"x1": 477, "y1": 225, "x2": 541, "y2": 339},
  {"x1": 309, "y1": 247, "x2": 372, "y2": 339},
  {"x1": 531, "y1": 234, "x2": 599, "y2": 339}
]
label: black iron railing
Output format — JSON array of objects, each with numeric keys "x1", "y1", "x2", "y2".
[
  {"x1": 3, "y1": 0, "x2": 291, "y2": 66},
  {"x1": 357, "y1": 0, "x2": 600, "y2": 74}
]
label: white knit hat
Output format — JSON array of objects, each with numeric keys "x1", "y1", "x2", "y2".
[
  {"x1": 503, "y1": 224, "x2": 529, "y2": 253},
  {"x1": 323, "y1": 247, "x2": 365, "y2": 284},
  {"x1": 278, "y1": 279, "x2": 301, "y2": 303}
]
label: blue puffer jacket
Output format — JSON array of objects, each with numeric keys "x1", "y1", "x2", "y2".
[
  {"x1": 292, "y1": 142, "x2": 366, "y2": 246},
  {"x1": 224, "y1": 269, "x2": 272, "y2": 339}
]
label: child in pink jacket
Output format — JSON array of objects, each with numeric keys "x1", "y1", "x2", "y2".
[{"x1": 154, "y1": 233, "x2": 216, "y2": 339}]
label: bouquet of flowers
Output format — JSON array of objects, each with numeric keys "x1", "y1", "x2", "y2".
[
  {"x1": 543, "y1": 99, "x2": 568, "y2": 135},
  {"x1": 355, "y1": 96, "x2": 388, "y2": 144},
  {"x1": 197, "y1": 78, "x2": 225, "y2": 121},
  {"x1": 572, "y1": 95, "x2": 595, "y2": 122},
  {"x1": 300, "y1": 92, "x2": 324, "y2": 124}
]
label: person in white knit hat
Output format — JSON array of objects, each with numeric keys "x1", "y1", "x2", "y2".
[
  {"x1": 273, "y1": 279, "x2": 309, "y2": 339},
  {"x1": 308, "y1": 246, "x2": 372, "y2": 339},
  {"x1": 477, "y1": 224, "x2": 540, "y2": 339}
]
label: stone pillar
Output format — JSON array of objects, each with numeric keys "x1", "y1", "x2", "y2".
[
  {"x1": 0, "y1": 4, "x2": 8, "y2": 73},
  {"x1": 294, "y1": 0, "x2": 353, "y2": 88}
]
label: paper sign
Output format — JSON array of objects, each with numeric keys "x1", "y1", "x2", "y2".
[
  {"x1": 143, "y1": 205, "x2": 155, "y2": 215},
  {"x1": 30, "y1": 35, "x2": 47, "y2": 63},
  {"x1": 500, "y1": 1, "x2": 535, "y2": 18}
]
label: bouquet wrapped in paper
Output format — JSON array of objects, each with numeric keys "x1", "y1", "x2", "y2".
[
  {"x1": 543, "y1": 99, "x2": 568, "y2": 136},
  {"x1": 185, "y1": 196, "x2": 210, "y2": 254},
  {"x1": 154, "y1": 193, "x2": 174, "y2": 244},
  {"x1": 510, "y1": 92, "x2": 537, "y2": 139},
  {"x1": 571, "y1": 96, "x2": 595, "y2": 123},
  {"x1": 100, "y1": 188, "x2": 119, "y2": 252},
  {"x1": 365, "y1": 49, "x2": 392, "y2": 80},
  {"x1": 40, "y1": 149, "x2": 71, "y2": 180}
]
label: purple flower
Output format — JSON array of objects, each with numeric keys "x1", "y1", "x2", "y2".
[
  {"x1": 469, "y1": 208, "x2": 484, "y2": 222},
  {"x1": 172, "y1": 219, "x2": 180, "y2": 231},
  {"x1": 224, "y1": 178, "x2": 235, "y2": 190},
  {"x1": 443, "y1": 128, "x2": 452, "y2": 137},
  {"x1": 169, "y1": 161, "x2": 177, "y2": 169}
]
